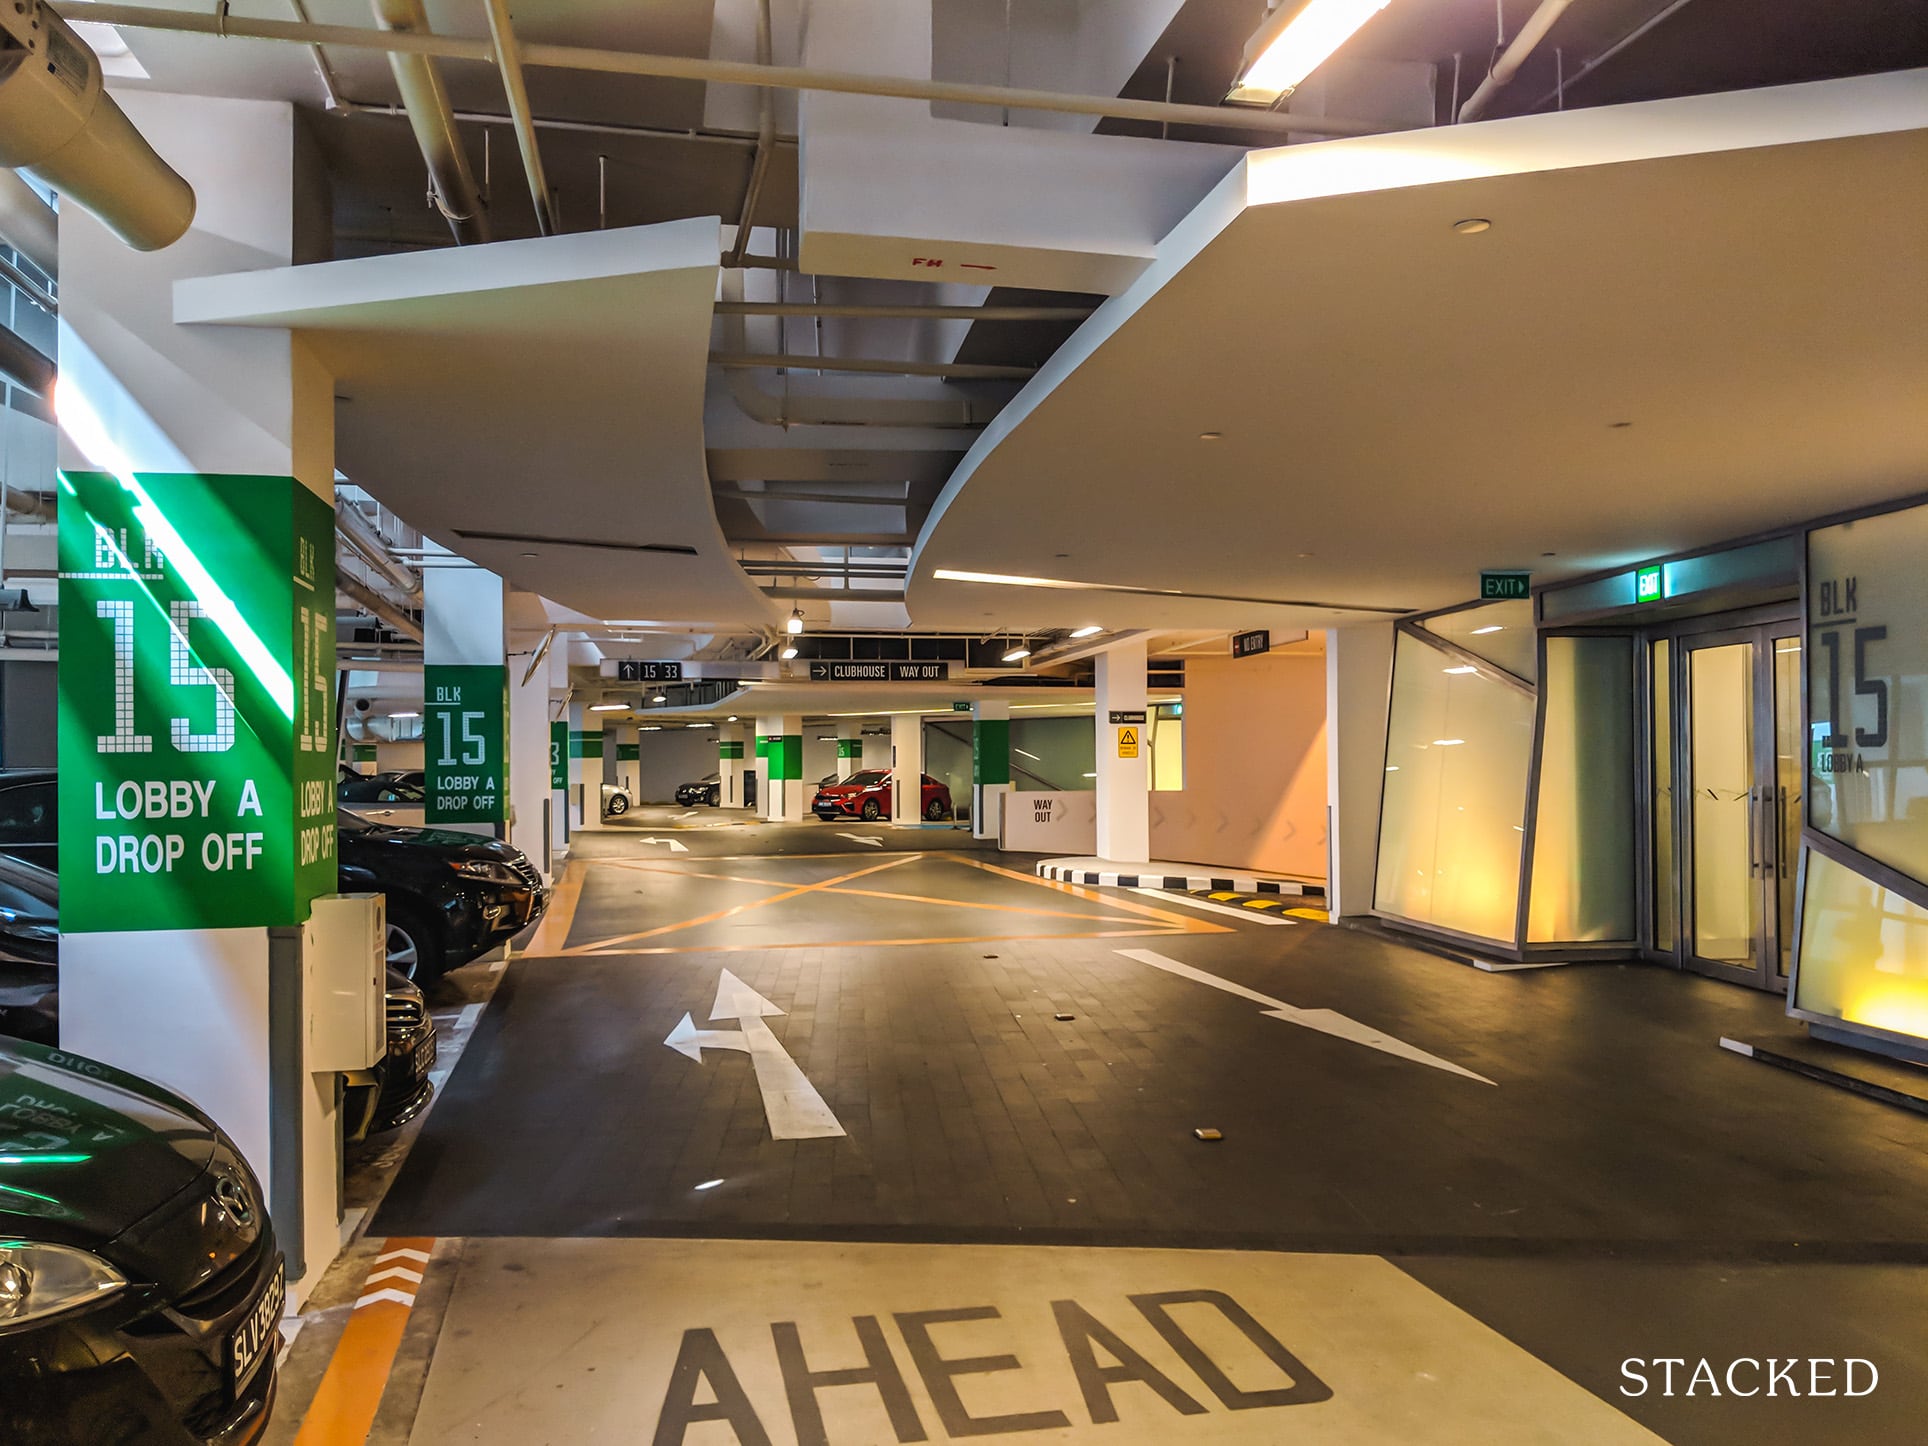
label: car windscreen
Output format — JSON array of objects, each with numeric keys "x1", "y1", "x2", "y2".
[{"x1": 845, "y1": 771, "x2": 888, "y2": 786}]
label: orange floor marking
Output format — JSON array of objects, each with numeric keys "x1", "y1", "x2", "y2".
[
  {"x1": 291, "y1": 1237, "x2": 434, "y2": 1446},
  {"x1": 561, "y1": 853, "x2": 924, "y2": 955},
  {"x1": 579, "y1": 926, "x2": 1192, "y2": 958},
  {"x1": 519, "y1": 860, "x2": 584, "y2": 956},
  {"x1": 595, "y1": 860, "x2": 801, "y2": 889},
  {"x1": 822, "y1": 883, "x2": 1149, "y2": 925},
  {"x1": 950, "y1": 856, "x2": 1233, "y2": 934}
]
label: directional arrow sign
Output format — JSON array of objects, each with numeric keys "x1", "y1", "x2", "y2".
[
  {"x1": 637, "y1": 836, "x2": 690, "y2": 853},
  {"x1": 1115, "y1": 948, "x2": 1493, "y2": 1085},
  {"x1": 664, "y1": 970, "x2": 847, "y2": 1139},
  {"x1": 837, "y1": 832, "x2": 885, "y2": 848}
]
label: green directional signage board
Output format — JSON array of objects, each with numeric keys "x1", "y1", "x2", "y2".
[
  {"x1": 424, "y1": 664, "x2": 507, "y2": 824},
  {"x1": 58, "y1": 471, "x2": 336, "y2": 933},
  {"x1": 550, "y1": 720, "x2": 568, "y2": 789}
]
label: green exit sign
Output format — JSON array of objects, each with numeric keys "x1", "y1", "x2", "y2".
[
  {"x1": 1480, "y1": 571, "x2": 1531, "y2": 601},
  {"x1": 1635, "y1": 564, "x2": 1663, "y2": 602}
]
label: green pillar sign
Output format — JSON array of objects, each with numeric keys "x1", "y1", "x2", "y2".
[
  {"x1": 424, "y1": 665, "x2": 507, "y2": 824},
  {"x1": 57, "y1": 471, "x2": 336, "y2": 933},
  {"x1": 973, "y1": 718, "x2": 1012, "y2": 786},
  {"x1": 550, "y1": 720, "x2": 568, "y2": 789}
]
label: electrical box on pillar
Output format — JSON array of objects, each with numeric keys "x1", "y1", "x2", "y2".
[{"x1": 0, "y1": 0, "x2": 195, "y2": 250}]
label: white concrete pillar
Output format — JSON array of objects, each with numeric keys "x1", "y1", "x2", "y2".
[
  {"x1": 971, "y1": 699, "x2": 1011, "y2": 840},
  {"x1": 890, "y1": 713, "x2": 923, "y2": 824},
  {"x1": 54, "y1": 93, "x2": 340, "y2": 1284},
  {"x1": 717, "y1": 721, "x2": 746, "y2": 807},
  {"x1": 507, "y1": 604, "x2": 553, "y2": 873},
  {"x1": 1326, "y1": 623, "x2": 1394, "y2": 918},
  {"x1": 862, "y1": 726, "x2": 893, "y2": 772},
  {"x1": 614, "y1": 722, "x2": 640, "y2": 804},
  {"x1": 567, "y1": 699, "x2": 603, "y2": 830},
  {"x1": 760, "y1": 712, "x2": 806, "y2": 822},
  {"x1": 423, "y1": 563, "x2": 505, "y2": 841},
  {"x1": 836, "y1": 718, "x2": 862, "y2": 780},
  {"x1": 1094, "y1": 637, "x2": 1150, "y2": 861}
]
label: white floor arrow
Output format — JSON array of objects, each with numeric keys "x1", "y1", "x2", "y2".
[
  {"x1": 637, "y1": 835, "x2": 690, "y2": 853},
  {"x1": 837, "y1": 832, "x2": 885, "y2": 848},
  {"x1": 664, "y1": 970, "x2": 847, "y2": 1139},
  {"x1": 1114, "y1": 948, "x2": 1494, "y2": 1085},
  {"x1": 673, "y1": 810, "x2": 698, "y2": 820}
]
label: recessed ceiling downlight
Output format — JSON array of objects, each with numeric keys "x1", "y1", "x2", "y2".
[{"x1": 1452, "y1": 218, "x2": 1492, "y2": 235}]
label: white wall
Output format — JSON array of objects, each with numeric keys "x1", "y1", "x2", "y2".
[
  {"x1": 634, "y1": 729, "x2": 720, "y2": 803},
  {"x1": 803, "y1": 734, "x2": 839, "y2": 786}
]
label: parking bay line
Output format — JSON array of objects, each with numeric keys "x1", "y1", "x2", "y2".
[
  {"x1": 1131, "y1": 887, "x2": 1296, "y2": 925},
  {"x1": 291, "y1": 1237, "x2": 436, "y2": 1446}
]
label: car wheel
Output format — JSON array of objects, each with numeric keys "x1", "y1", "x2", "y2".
[
  {"x1": 607, "y1": 793, "x2": 629, "y2": 816},
  {"x1": 860, "y1": 798, "x2": 881, "y2": 821},
  {"x1": 707, "y1": 786, "x2": 720, "y2": 806},
  {"x1": 925, "y1": 797, "x2": 949, "y2": 821},
  {"x1": 386, "y1": 905, "x2": 445, "y2": 986}
]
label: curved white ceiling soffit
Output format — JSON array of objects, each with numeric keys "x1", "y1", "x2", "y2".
[
  {"x1": 907, "y1": 70, "x2": 1928, "y2": 633},
  {"x1": 175, "y1": 216, "x2": 778, "y2": 627}
]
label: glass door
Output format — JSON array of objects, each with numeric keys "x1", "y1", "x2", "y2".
[{"x1": 1670, "y1": 624, "x2": 1801, "y2": 989}]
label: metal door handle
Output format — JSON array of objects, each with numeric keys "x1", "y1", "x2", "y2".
[{"x1": 1747, "y1": 788, "x2": 1760, "y2": 876}]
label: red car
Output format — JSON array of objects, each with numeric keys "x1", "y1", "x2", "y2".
[{"x1": 812, "y1": 769, "x2": 952, "y2": 822}]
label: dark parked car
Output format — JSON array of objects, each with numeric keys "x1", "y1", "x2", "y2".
[
  {"x1": 812, "y1": 770, "x2": 952, "y2": 822},
  {"x1": 337, "y1": 769, "x2": 425, "y2": 804},
  {"x1": 343, "y1": 969, "x2": 437, "y2": 1144},
  {"x1": 0, "y1": 767, "x2": 55, "y2": 869},
  {"x1": 675, "y1": 774, "x2": 722, "y2": 807},
  {"x1": 337, "y1": 810, "x2": 546, "y2": 984},
  {"x1": 0, "y1": 1036, "x2": 284, "y2": 1445}
]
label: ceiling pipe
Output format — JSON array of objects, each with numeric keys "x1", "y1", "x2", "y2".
[
  {"x1": 77, "y1": 5, "x2": 1385, "y2": 140},
  {"x1": 335, "y1": 501, "x2": 422, "y2": 598},
  {"x1": 1458, "y1": 0, "x2": 1577, "y2": 122},
  {"x1": 0, "y1": 172, "x2": 57, "y2": 277},
  {"x1": 0, "y1": 327, "x2": 54, "y2": 398},
  {"x1": 338, "y1": 571, "x2": 425, "y2": 641},
  {"x1": 368, "y1": 0, "x2": 490, "y2": 244},
  {"x1": 1524, "y1": 0, "x2": 1702, "y2": 113},
  {"x1": 479, "y1": 0, "x2": 556, "y2": 235},
  {"x1": 716, "y1": 302, "x2": 1093, "y2": 321},
  {"x1": 714, "y1": 270, "x2": 1003, "y2": 430},
  {"x1": 726, "y1": 0, "x2": 775, "y2": 270}
]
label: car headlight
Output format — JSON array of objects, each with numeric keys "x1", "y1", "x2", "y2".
[
  {"x1": 0, "y1": 1242, "x2": 127, "y2": 1332},
  {"x1": 449, "y1": 860, "x2": 522, "y2": 886}
]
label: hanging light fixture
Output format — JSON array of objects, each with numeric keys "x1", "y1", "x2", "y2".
[
  {"x1": 780, "y1": 645, "x2": 799, "y2": 660},
  {"x1": 1226, "y1": 0, "x2": 1392, "y2": 106},
  {"x1": 1001, "y1": 640, "x2": 1032, "y2": 663},
  {"x1": 787, "y1": 607, "x2": 805, "y2": 636}
]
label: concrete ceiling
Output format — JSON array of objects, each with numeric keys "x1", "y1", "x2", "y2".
[
  {"x1": 177, "y1": 217, "x2": 780, "y2": 628},
  {"x1": 906, "y1": 71, "x2": 1928, "y2": 631}
]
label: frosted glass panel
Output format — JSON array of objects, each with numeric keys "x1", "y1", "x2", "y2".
[
  {"x1": 1795, "y1": 850, "x2": 1928, "y2": 1044},
  {"x1": 1808, "y1": 501, "x2": 1928, "y2": 883},
  {"x1": 1690, "y1": 644, "x2": 1757, "y2": 965},
  {"x1": 1375, "y1": 631, "x2": 1534, "y2": 942},
  {"x1": 1529, "y1": 636, "x2": 1636, "y2": 942},
  {"x1": 1419, "y1": 600, "x2": 1537, "y2": 682}
]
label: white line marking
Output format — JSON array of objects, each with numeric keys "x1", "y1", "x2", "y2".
[
  {"x1": 1129, "y1": 888, "x2": 1295, "y2": 926},
  {"x1": 1718, "y1": 1036, "x2": 1756, "y2": 1057},
  {"x1": 363, "y1": 1266, "x2": 424, "y2": 1287},
  {"x1": 355, "y1": 1288, "x2": 418, "y2": 1309},
  {"x1": 456, "y1": 1002, "x2": 485, "y2": 1035},
  {"x1": 837, "y1": 832, "x2": 885, "y2": 848},
  {"x1": 374, "y1": 1247, "x2": 433, "y2": 1265},
  {"x1": 637, "y1": 835, "x2": 691, "y2": 853},
  {"x1": 664, "y1": 969, "x2": 847, "y2": 1140},
  {"x1": 1114, "y1": 948, "x2": 1495, "y2": 1085},
  {"x1": 673, "y1": 810, "x2": 699, "y2": 820}
]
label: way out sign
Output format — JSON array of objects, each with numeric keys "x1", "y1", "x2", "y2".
[
  {"x1": 426, "y1": 665, "x2": 508, "y2": 825},
  {"x1": 1117, "y1": 726, "x2": 1141, "y2": 759}
]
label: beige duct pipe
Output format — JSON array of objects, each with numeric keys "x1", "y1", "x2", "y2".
[
  {"x1": 1459, "y1": 0, "x2": 1577, "y2": 122},
  {"x1": 716, "y1": 269, "x2": 1002, "y2": 429},
  {"x1": 369, "y1": 0, "x2": 490, "y2": 244},
  {"x1": 77, "y1": 4, "x2": 1385, "y2": 140},
  {"x1": 0, "y1": 171, "x2": 57, "y2": 277},
  {"x1": 335, "y1": 502, "x2": 422, "y2": 599},
  {"x1": 480, "y1": 0, "x2": 555, "y2": 235},
  {"x1": 337, "y1": 572, "x2": 425, "y2": 641}
]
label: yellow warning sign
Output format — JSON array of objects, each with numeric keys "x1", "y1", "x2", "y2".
[{"x1": 1116, "y1": 726, "x2": 1139, "y2": 758}]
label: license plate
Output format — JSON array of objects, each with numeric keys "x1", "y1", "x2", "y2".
[
  {"x1": 228, "y1": 1256, "x2": 285, "y2": 1394},
  {"x1": 415, "y1": 1034, "x2": 437, "y2": 1075}
]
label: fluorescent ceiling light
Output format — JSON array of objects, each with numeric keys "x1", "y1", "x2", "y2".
[
  {"x1": 1443, "y1": 666, "x2": 1478, "y2": 675},
  {"x1": 1470, "y1": 625, "x2": 1504, "y2": 634},
  {"x1": 652, "y1": 693, "x2": 668, "y2": 703},
  {"x1": 1001, "y1": 647, "x2": 1031, "y2": 663},
  {"x1": 1228, "y1": 0, "x2": 1392, "y2": 106},
  {"x1": 388, "y1": 710, "x2": 419, "y2": 719},
  {"x1": 1082, "y1": 772, "x2": 1098, "y2": 779},
  {"x1": 589, "y1": 702, "x2": 628, "y2": 711},
  {"x1": 640, "y1": 725, "x2": 663, "y2": 732},
  {"x1": 727, "y1": 715, "x2": 739, "y2": 722},
  {"x1": 780, "y1": 645, "x2": 799, "y2": 660},
  {"x1": 1016, "y1": 749, "x2": 1041, "y2": 761},
  {"x1": 1069, "y1": 625, "x2": 1104, "y2": 639},
  {"x1": 1433, "y1": 738, "x2": 1466, "y2": 746},
  {"x1": 934, "y1": 568, "x2": 1114, "y2": 591}
]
